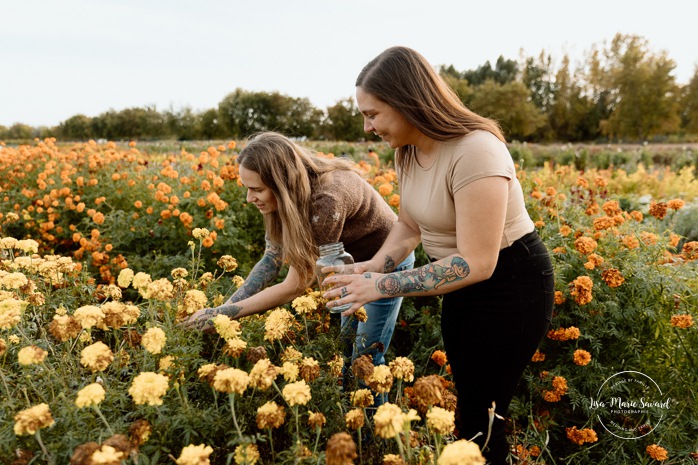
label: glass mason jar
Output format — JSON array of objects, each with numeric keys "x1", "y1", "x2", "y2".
[{"x1": 316, "y1": 242, "x2": 354, "y2": 313}]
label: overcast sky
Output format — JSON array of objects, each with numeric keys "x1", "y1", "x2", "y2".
[{"x1": 2, "y1": 0, "x2": 697, "y2": 128}]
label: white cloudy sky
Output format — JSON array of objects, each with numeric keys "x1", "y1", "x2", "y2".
[{"x1": 1, "y1": 0, "x2": 697, "y2": 127}]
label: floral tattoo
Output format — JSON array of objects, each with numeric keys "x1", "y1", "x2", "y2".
[
  {"x1": 376, "y1": 257, "x2": 470, "y2": 296},
  {"x1": 383, "y1": 255, "x2": 396, "y2": 273}
]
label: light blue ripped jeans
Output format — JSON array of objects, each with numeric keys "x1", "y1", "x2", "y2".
[{"x1": 340, "y1": 252, "x2": 415, "y2": 405}]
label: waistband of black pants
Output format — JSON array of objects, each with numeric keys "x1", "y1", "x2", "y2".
[{"x1": 429, "y1": 229, "x2": 540, "y2": 263}]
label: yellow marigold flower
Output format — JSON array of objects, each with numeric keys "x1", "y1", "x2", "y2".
[
  {"x1": 117, "y1": 268, "x2": 134, "y2": 288},
  {"x1": 282, "y1": 380, "x2": 312, "y2": 406},
  {"x1": 601, "y1": 268, "x2": 625, "y2": 288},
  {"x1": 131, "y1": 272, "x2": 152, "y2": 290},
  {"x1": 351, "y1": 389, "x2": 375, "y2": 408},
  {"x1": 197, "y1": 363, "x2": 218, "y2": 379},
  {"x1": 373, "y1": 403, "x2": 404, "y2": 439},
  {"x1": 308, "y1": 411, "x2": 327, "y2": 429},
  {"x1": 345, "y1": 408, "x2": 365, "y2": 430},
  {"x1": 222, "y1": 337, "x2": 247, "y2": 358},
  {"x1": 645, "y1": 444, "x2": 668, "y2": 461},
  {"x1": 213, "y1": 314, "x2": 242, "y2": 339},
  {"x1": 325, "y1": 432, "x2": 357, "y2": 465},
  {"x1": 368, "y1": 365, "x2": 394, "y2": 393},
  {"x1": 264, "y1": 308, "x2": 293, "y2": 342},
  {"x1": 573, "y1": 349, "x2": 592, "y2": 366},
  {"x1": 0, "y1": 298, "x2": 26, "y2": 329},
  {"x1": 233, "y1": 443, "x2": 259, "y2": 465},
  {"x1": 18, "y1": 345, "x2": 48, "y2": 366},
  {"x1": 667, "y1": 199, "x2": 685, "y2": 210},
  {"x1": 91, "y1": 445, "x2": 125, "y2": 464},
  {"x1": 13, "y1": 403, "x2": 55, "y2": 436},
  {"x1": 81, "y1": 341, "x2": 114, "y2": 372},
  {"x1": 16, "y1": 239, "x2": 38, "y2": 254},
  {"x1": 574, "y1": 236, "x2": 597, "y2": 255},
  {"x1": 232, "y1": 275, "x2": 245, "y2": 288},
  {"x1": 217, "y1": 255, "x2": 238, "y2": 272},
  {"x1": 670, "y1": 314, "x2": 694, "y2": 328},
  {"x1": 179, "y1": 289, "x2": 207, "y2": 316},
  {"x1": 213, "y1": 367, "x2": 249, "y2": 394},
  {"x1": 129, "y1": 372, "x2": 169, "y2": 405},
  {"x1": 565, "y1": 426, "x2": 598, "y2": 445},
  {"x1": 354, "y1": 306, "x2": 368, "y2": 322},
  {"x1": 142, "y1": 327, "x2": 167, "y2": 354},
  {"x1": 383, "y1": 454, "x2": 407, "y2": 465},
  {"x1": 431, "y1": 350, "x2": 448, "y2": 367},
  {"x1": 75, "y1": 383, "x2": 106, "y2": 408},
  {"x1": 171, "y1": 267, "x2": 188, "y2": 279},
  {"x1": 256, "y1": 401, "x2": 285, "y2": 429},
  {"x1": 291, "y1": 295, "x2": 317, "y2": 315},
  {"x1": 74, "y1": 305, "x2": 105, "y2": 329},
  {"x1": 570, "y1": 276, "x2": 593, "y2": 305},
  {"x1": 159, "y1": 355, "x2": 176, "y2": 371},
  {"x1": 437, "y1": 439, "x2": 485, "y2": 465},
  {"x1": 0, "y1": 338, "x2": 6, "y2": 356},
  {"x1": 176, "y1": 444, "x2": 214, "y2": 465},
  {"x1": 192, "y1": 228, "x2": 210, "y2": 240},
  {"x1": 327, "y1": 354, "x2": 344, "y2": 378},
  {"x1": 1, "y1": 272, "x2": 28, "y2": 290},
  {"x1": 389, "y1": 356, "x2": 415, "y2": 382},
  {"x1": 9, "y1": 335, "x2": 20, "y2": 344},
  {"x1": 249, "y1": 359, "x2": 279, "y2": 390},
  {"x1": 281, "y1": 346, "x2": 303, "y2": 363},
  {"x1": 140, "y1": 278, "x2": 174, "y2": 301},
  {"x1": 427, "y1": 406, "x2": 455, "y2": 435},
  {"x1": 281, "y1": 361, "x2": 299, "y2": 382},
  {"x1": 300, "y1": 357, "x2": 321, "y2": 383}
]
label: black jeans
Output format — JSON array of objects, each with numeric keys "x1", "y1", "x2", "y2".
[{"x1": 440, "y1": 230, "x2": 554, "y2": 465}]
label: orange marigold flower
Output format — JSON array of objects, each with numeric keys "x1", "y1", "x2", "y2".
[
  {"x1": 670, "y1": 314, "x2": 693, "y2": 329},
  {"x1": 594, "y1": 177, "x2": 608, "y2": 188},
  {"x1": 554, "y1": 291, "x2": 566, "y2": 305},
  {"x1": 531, "y1": 351, "x2": 545, "y2": 362},
  {"x1": 646, "y1": 444, "x2": 668, "y2": 461},
  {"x1": 547, "y1": 326, "x2": 581, "y2": 341},
  {"x1": 602, "y1": 200, "x2": 621, "y2": 216},
  {"x1": 570, "y1": 276, "x2": 593, "y2": 305},
  {"x1": 667, "y1": 199, "x2": 685, "y2": 210},
  {"x1": 531, "y1": 190, "x2": 542, "y2": 200},
  {"x1": 566, "y1": 426, "x2": 598, "y2": 445},
  {"x1": 573, "y1": 349, "x2": 591, "y2": 366},
  {"x1": 574, "y1": 237, "x2": 597, "y2": 255},
  {"x1": 552, "y1": 246, "x2": 566, "y2": 254},
  {"x1": 669, "y1": 234, "x2": 680, "y2": 248},
  {"x1": 621, "y1": 235, "x2": 640, "y2": 249},
  {"x1": 585, "y1": 203, "x2": 600, "y2": 215},
  {"x1": 559, "y1": 225, "x2": 572, "y2": 236},
  {"x1": 576, "y1": 177, "x2": 589, "y2": 189},
  {"x1": 593, "y1": 216, "x2": 615, "y2": 231},
  {"x1": 630, "y1": 210, "x2": 643, "y2": 222},
  {"x1": 682, "y1": 241, "x2": 698, "y2": 260},
  {"x1": 378, "y1": 183, "x2": 393, "y2": 196},
  {"x1": 601, "y1": 268, "x2": 624, "y2": 288},
  {"x1": 640, "y1": 231, "x2": 658, "y2": 245},
  {"x1": 648, "y1": 201, "x2": 668, "y2": 220},
  {"x1": 388, "y1": 194, "x2": 400, "y2": 207},
  {"x1": 134, "y1": 200, "x2": 143, "y2": 208},
  {"x1": 431, "y1": 350, "x2": 447, "y2": 367}
]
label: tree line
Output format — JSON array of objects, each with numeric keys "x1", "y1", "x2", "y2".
[{"x1": 2, "y1": 34, "x2": 698, "y2": 143}]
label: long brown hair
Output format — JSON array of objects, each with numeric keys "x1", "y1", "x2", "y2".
[
  {"x1": 237, "y1": 132, "x2": 357, "y2": 286},
  {"x1": 356, "y1": 46, "x2": 505, "y2": 172}
]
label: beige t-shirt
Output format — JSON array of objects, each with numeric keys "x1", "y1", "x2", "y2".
[{"x1": 399, "y1": 130, "x2": 534, "y2": 260}]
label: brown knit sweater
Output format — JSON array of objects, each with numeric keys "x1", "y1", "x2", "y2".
[{"x1": 310, "y1": 170, "x2": 396, "y2": 262}]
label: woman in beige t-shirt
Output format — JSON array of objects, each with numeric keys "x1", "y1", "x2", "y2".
[{"x1": 323, "y1": 47, "x2": 554, "y2": 465}]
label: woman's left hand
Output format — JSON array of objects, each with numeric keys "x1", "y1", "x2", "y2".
[{"x1": 322, "y1": 271, "x2": 384, "y2": 316}]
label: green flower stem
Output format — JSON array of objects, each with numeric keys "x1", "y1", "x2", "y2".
[
  {"x1": 228, "y1": 393, "x2": 243, "y2": 440},
  {"x1": 293, "y1": 405, "x2": 300, "y2": 447},
  {"x1": 34, "y1": 430, "x2": 54, "y2": 465},
  {"x1": 312, "y1": 426, "x2": 321, "y2": 456},
  {"x1": 267, "y1": 428, "x2": 276, "y2": 463},
  {"x1": 357, "y1": 426, "x2": 363, "y2": 464},
  {"x1": 93, "y1": 404, "x2": 114, "y2": 435},
  {"x1": 394, "y1": 433, "x2": 406, "y2": 463}
]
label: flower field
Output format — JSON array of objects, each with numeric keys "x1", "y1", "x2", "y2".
[{"x1": 0, "y1": 138, "x2": 696, "y2": 464}]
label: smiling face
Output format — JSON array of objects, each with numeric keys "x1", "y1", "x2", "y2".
[
  {"x1": 356, "y1": 86, "x2": 418, "y2": 149},
  {"x1": 239, "y1": 165, "x2": 278, "y2": 214}
]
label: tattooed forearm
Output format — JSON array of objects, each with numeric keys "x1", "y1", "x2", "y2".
[
  {"x1": 376, "y1": 256, "x2": 470, "y2": 296},
  {"x1": 382, "y1": 255, "x2": 396, "y2": 273},
  {"x1": 219, "y1": 304, "x2": 243, "y2": 319},
  {"x1": 227, "y1": 240, "x2": 282, "y2": 304}
]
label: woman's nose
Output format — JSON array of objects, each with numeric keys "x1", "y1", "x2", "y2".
[
  {"x1": 363, "y1": 117, "x2": 373, "y2": 133},
  {"x1": 246, "y1": 190, "x2": 254, "y2": 202}
]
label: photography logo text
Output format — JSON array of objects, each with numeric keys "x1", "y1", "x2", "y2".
[{"x1": 589, "y1": 371, "x2": 671, "y2": 439}]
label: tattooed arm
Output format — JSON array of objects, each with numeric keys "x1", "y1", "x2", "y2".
[
  {"x1": 323, "y1": 177, "x2": 509, "y2": 315},
  {"x1": 183, "y1": 239, "x2": 305, "y2": 331}
]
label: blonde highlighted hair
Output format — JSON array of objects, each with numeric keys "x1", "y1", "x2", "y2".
[
  {"x1": 237, "y1": 132, "x2": 357, "y2": 286},
  {"x1": 356, "y1": 46, "x2": 505, "y2": 172}
]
